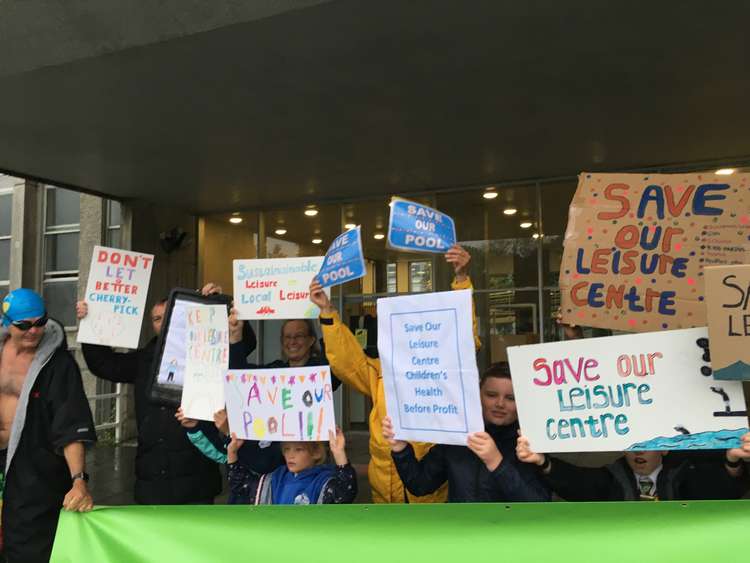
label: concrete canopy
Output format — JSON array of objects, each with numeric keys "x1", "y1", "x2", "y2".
[{"x1": 0, "y1": 0, "x2": 749, "y2": 214}]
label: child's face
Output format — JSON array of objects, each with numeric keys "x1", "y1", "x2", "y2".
[
  {"x1": 281, "y1": 442, "x2": 316, "y2": 474},
  {"x1": 624, "y1": 451, "x2": 665, "y2": 476},
  {"x1": 480, "y1": 377, "x2": 518, "y2": 426}
]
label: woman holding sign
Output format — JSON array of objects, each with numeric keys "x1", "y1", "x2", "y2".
[
  {"x1": 309, "y1": 244, "x2": 480, "y2": 504},
  {"x1": 383, "y1": 363, "x2": 550, "y2": 502}
]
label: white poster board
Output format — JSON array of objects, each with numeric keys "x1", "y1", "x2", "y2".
[
  {"x1": 508, "y1": 327, "x2": 748, "y2": 453},
  {"x1": 378, "y1": 290, "x2": 483, "y2": 446},
  {"x1": 180, "y1": 304, "x2": 229, "y2": 421},
  {"x1": 224, "y1": 366, "x2": 336, "y2": 441},
  {"x1": 233, "y1": 257, "x2": 327, "y2": 320},
  {"x1": 77, "y1": 246, "x2": 154, "y2": 349}
]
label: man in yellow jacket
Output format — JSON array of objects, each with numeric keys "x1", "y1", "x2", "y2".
[{"x1": 309, "y1": 245, "x2": 480, "y2": 503}]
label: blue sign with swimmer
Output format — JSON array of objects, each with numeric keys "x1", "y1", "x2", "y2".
[
  {"x1": 387, "y1": 199, "x2": 456, "y2": 253},
  {"x1": 316, "y1": 226, "x2": 367, "y2": 288}
]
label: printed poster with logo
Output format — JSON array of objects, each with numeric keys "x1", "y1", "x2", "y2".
[
  {"x1": 233, "y1": 257, "x2": 327, "y2": 320},
  {"x1": 559, "y1": 172, "x2": 750, "y2": 332},
  {"x1": 224, "y1": 365, "x2": 336, "y2": 441},
  {"x1": 508, "y1": 327, "x2": 748, "y2": 453},
  {"x1": 387, "y1": 197, "x2": 456, "y2": 253},
  {"x1": 705, "y1": 264, "x2": 750, "y2": 380},
  {"x1": 77, "y1": 246, "x2": 154, "y2": 349},
  {"x1": 378, "y1": 289, "x2": 483, "y2": 446}
]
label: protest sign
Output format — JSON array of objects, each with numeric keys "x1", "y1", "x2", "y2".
[
  {"x1": 378, "y1": 289, "x2": 483, "y2": 446},
  {"x1": 316, "y1": 226, "x2": 366, "y2": 288},
  {"x1": 705, "y1": 265, "x2": 750, "y2": 380},
  {"x1": 559, "y1": 172, "x2": 750, "y2": 332},
  {"x1": 224, "y1": 365, "x2": 336, "y2": 441},
  {"x1": 180, "y1": 304, "x2": 229, "y2": 421},
  {"x1": 508, "y1": 327, "x2": 748, "y2": 453},
  {"x1": 233, "y1": 257, "x2": 327, "y2": 319},
  {"x1": 77, "y1": 246, "x2": 154, "y2": 349},
  {"x1": 387, "y1": 197, "x2": 456, "y2": 253}
]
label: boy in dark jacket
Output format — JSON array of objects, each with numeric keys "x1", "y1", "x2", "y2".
[
  {"x1": 383, "y1": 362, "x2": 550, "y2": 503},
  {"x1": 516, "y1": 434, "x2": 750, "y2": 501}
]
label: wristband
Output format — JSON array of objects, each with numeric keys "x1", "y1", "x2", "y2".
[
  {"x1": 540, "y1": 455, "x2": 551, "y2": 472},
  {"x1": 71, "y1": 471, "x2": 90, "y2": 483},
  {"x1": 725, "y1": 457, "x2": 743, "y2": 468},
  {"x1": 319, "y1": 316, "x2": 334, "y2": 325}
]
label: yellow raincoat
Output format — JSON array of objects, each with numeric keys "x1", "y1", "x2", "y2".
[{"x1": 320, "y1": 278, "x2": 480, "y2": 503}]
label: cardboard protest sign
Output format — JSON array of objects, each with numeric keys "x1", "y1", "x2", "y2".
[
  {"x1": 180, "y1": 304, "x2": 229, "y2": 421},
  {"x1": 387, "y1": 197, "x2": 456, "y2": 253},
  {"x1": 508, "y1": 327, "x2": 748, "y2": 453},
  {"x1": 224, "y1": 366, "x2": 336, "y2": 441},
  {"x1": 316, "y1": 226, "x2": 366, "y2": 288},
  {"x1": 705, "y1": 265, "x2": 750, "y2": 380},
  {"x1": 77, "y1": 246, "x2": 154, "y2": 349},
  {"x1": 233, "y1": 257, "x2": 327, "y2": 319},
  {"x1": 378, "y1": 290, "x2": 483, "y2": 446},
  {"x1": 560, "y1": 172, "x2": 750, "y2": 332}
]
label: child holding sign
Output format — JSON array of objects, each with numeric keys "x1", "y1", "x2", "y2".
[
  {"x1": 309, "y1": 244, "x2": 480, "y2": 503},
  {"x1": 227, "y1": 429, "x2": 357, "y2": 505},
  {"x1": 515, "y1": 434, "x2": 750, "y2": 501},
  {"x1": 383, "y1": 363, "x2": 550, "y2": 502}
]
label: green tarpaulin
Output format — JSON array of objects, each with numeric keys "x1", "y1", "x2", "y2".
[{"x1": 51, "y1": 501, "x2": 750, "y2": 562}]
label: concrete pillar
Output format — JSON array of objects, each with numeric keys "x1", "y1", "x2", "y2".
[{"x1": 10, "y1": 180, "x2": 43, "y2": 291}]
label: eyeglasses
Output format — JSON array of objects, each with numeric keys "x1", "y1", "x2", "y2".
[{"x1": 10, "y1": 314, "x2": 49, "y2": 331}]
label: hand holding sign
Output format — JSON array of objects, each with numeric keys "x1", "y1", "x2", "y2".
[
  {"x1": 445, "y1": 245, "x2": 471, "y2": 282},
  {"x1": 467, "y1": 432, "x2": 503, "y2": 471},
  {"x1": 309, "y1": 279, "x2": 335, "y2": 314},
  {"x1": 381, "y1": 416, "x2": 407, "y2": 453}
]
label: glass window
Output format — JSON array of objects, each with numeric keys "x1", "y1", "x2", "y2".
[
  {"x1": 43, "y1": 186, "x2": 81, "y2": 327},
  {"x1": 0, "y1": 239, "x2": 9, "y2": 281},
  {"x1": 386, "y1": 263, "x2": 397, "y2": 293},
  {"x1": 0, "y1": 192, "x2": 11, "y2": 238},
  {"x1": 42, "y1": 279, "x2": 78, "y2": 327},
  {"x1": 45, "y1": 187, "x2": 80, "y2": 227},
  {"x1": 409, "y1": 261, "x2": 433, "y2": 292},
  {"x1": 106, "y1": 200, "x2": 122, "y2": 248},
  {"x1": 0, "y1": 190, "x2": 11, "y2": 283}
]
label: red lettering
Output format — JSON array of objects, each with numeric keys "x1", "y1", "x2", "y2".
[
  {"x1": 665, "y1": 185, "x2": 695, "y2": 216},
  {"x1": 614, "y1": 225, "x2": 639, "y2": 249},
  {"x1": 597, "y1": 183, "x2": 631, "y2": 220},
  {"x1": 570, "y1": 282, "x2": 589, "y2": 306}
]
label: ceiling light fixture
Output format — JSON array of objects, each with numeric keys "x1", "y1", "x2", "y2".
[
  {"x1": 715, "y1": 168, "x2": 735, "y2": 175},
  {"x1": 374, "y1": 233, "x2": 385, "y2": 240},
  {"x1": 520, "y1": 221, "x2": 532, "y2": 229},
  {"x1": 345, "y1": 223, "x2": 356, "y2": 230},
  {"x1": 274, "y1": 228, "x2": 287, "y2": 236},
  {"x1": 304, "y1": 207, "x2": 319, "y2": 217},
  {"x1": 532, "y1": 233, "x2": 540, "y2": 239},
  {"x1": 483, "y1": 189, "x2": 498, "y2": 200},
  {"x1": 312, "y1": 238, "x2": 322, "y2": 244},
  {"x1": 229, "y1": 217, "x2": 243, "y2": 224},
  {"x1": 503, "y1": 208, "x2": 518, "y2": 216}
]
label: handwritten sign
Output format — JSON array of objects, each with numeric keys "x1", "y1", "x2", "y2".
[
  {"x1": 508, "y1": 327, "x2": 748, "y2": 453},
  {"x1": 77, "y1": 246, "x2": 154, "y2": 349},
  {"x1": 316, "y1": 226, "x2": 366, "y2": 288},
  {"x1": 233, "y1": 257, "x2": 327, "y2": 319},
  {"x1": 224, "y1": 366, "x2": 336, "y2": 441},
  {"x1": 180, "y1": 305, "x2": 229, "y2": 421},
  {"x1": 560, "y1": 172, "x2": 750, "y2": 332},
  {"x1": 706, "y1": 265, "x2": 750, "y2": 380},
  {"x1": 387, "y1": 198, "x2": 456, "y2": 253},
  {"x1": 378, "y1": 290, "x2": 483, "y2": 446}
]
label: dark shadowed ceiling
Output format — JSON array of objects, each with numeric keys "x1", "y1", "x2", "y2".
[{"x1": 0, "y1": 0, "x2": 748, "y2": 214}]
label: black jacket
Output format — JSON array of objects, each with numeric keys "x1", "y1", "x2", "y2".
[
  {"x1": 2, "y1": 320, "x2": 97, "y2": 563},
  {"x1": 82, "y1": 339, "x2": 222, "y2": 504},
  {"x1": 543, "y1": 455, "x2": 744, "y2": 501},
  {"x1": 392, "y1": 422, "x2": 551, "y2": 503}
]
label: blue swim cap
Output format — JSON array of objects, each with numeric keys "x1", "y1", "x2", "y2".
[{"x1": 2, "y1": 288, "x2": 46, "y2": 327}]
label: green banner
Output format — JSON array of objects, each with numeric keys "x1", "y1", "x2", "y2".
[{"x1": 51, "y1": 501, "x2": 750, "y2": 563}]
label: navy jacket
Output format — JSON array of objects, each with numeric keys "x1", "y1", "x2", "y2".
[{"x1": 392, "y1": 422, "x2": 550, "y2": 503}]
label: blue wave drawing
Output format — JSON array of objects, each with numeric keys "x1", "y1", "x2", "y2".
[
  {"x1": 714, "y1": 361, "x2": 750, "y2": 381},
  {"x1": 626, "y1": 428, "x2": 748, "y2": 450}
]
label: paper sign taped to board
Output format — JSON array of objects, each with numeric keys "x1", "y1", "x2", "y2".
[
  {"x1": 316, "y1": 227, "x2": 366, "y2": 288},
  {"x1": 387, "y1": 198, "x2": 456, "y2": 253},
  {"x1": 224, "y1": 366, "x2": 336, "y2": 441},
  {"x1": 378, "y1": 289, "x2": 483, "y2": 446},
  {"x1": 559, "y1": 172, "x2": 750, "y2": 332},
  {"x1": 508, "y1": 327, "x2": 748, "y2": 453},
  {"x1": 77, "y1": 246, "x2": 154, "y2": 349},
  {"x1": 180, "y1": 305, "x2": 229, "y2": 421},
  {"x1": 705, "y1": 265, "x2": 750, "y2": 380},
  {"x1": 233, "y1": 257, "x2": 327, "y2": 319}
]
